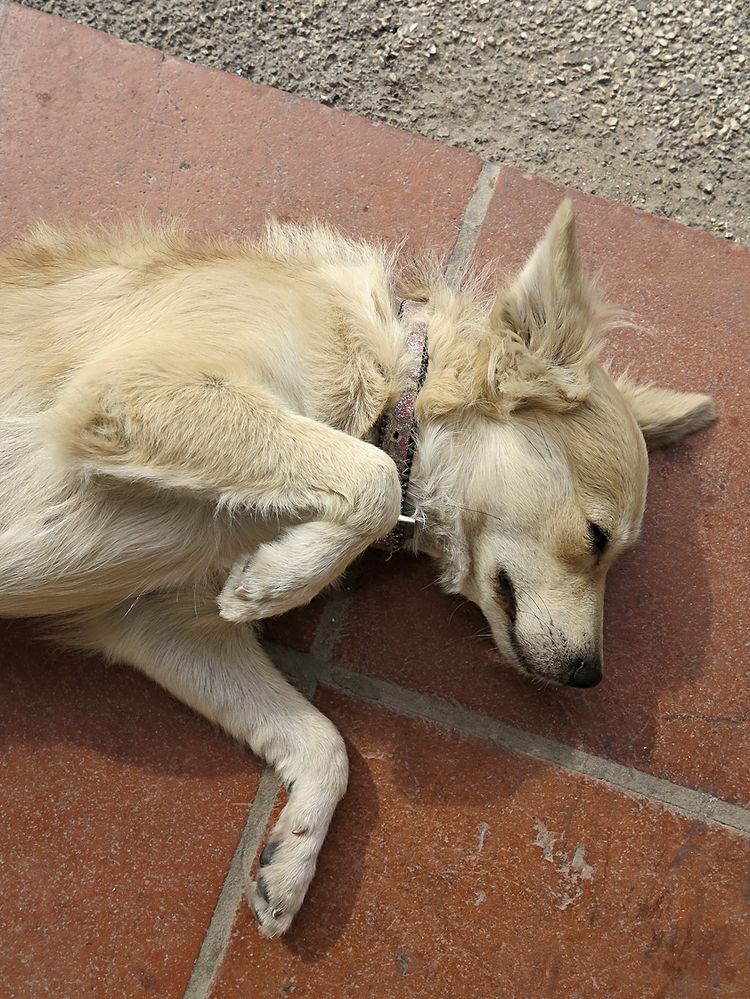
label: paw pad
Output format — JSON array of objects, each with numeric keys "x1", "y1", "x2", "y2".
[{"x1": 259, "y1": 840, "x2": 279, "y2": 867}]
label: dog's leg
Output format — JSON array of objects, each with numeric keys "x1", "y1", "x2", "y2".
[
  {"x1": 50, "y1": 366, "x2": 401, "y2": 619},
  {"x1": 217, "y1": 520, "x2": 374, "y2": 622},
  {"x1": 79, "y1": 588, "x2": 348, "y2": 938}
]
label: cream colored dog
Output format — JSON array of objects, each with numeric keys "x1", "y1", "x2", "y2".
[{"x1": 0, "y1": 201, "x2": 714, "y2": 935}]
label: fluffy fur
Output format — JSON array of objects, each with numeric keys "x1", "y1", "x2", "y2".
[{"x1": 0, "y1": 200, "x2": 715, "y2": 935}]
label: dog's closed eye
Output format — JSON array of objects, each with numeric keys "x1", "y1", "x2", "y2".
[{"x1": 587, "y1": 521, "x2": 609, "y2": 555}]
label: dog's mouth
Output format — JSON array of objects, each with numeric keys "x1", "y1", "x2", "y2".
[
  {"x1": 493, "y1": 569, "x2": 543, "y2": 679},
  {"x1": 495, "y1": 569, "x2": 536, "y2": 673},
  {"x1": 507, "y1": 628, "x2": 540, "y2": 679},
  {"x1": 494, "y1": 569, "x2": 517, "y2": 623},
  {"x1": 492, "y1": 570, "x2": 602, "y2": 689}
]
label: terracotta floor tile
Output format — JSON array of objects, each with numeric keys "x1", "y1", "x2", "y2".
[
  {"x1": 261, "y1": 572, "x2": 363, "y2": 655},
  {"x1": 472, "y1": 169, "x2": 750, "y2": 805},
  {"x1": 261, "y1": 601, "x2": 325, "y2": 655},
  {"x1": 0, "y1": 4, "x2": 481, "y2": 250},
  {"x1": 212, "y1": 689, "x2": 748, "y2": 998},
  {"x1": 0, "y1": 619, "x2": 262, "y2": 997},
  {"x1": 335, "y1": 168, "x2": 750, "y2": 806}
]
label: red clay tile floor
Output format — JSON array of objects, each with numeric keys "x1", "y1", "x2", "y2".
[{"x1": 1, "y1": 4, "x2": 748, "y2": 997}]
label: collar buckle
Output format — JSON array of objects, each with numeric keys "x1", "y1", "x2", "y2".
[{"x1": 397, "y1": 510, "x2": 418, "y2": 541}]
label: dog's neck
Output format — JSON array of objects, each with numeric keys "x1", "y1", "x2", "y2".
[
  {"x1": 403, "y1": 425, "x2": 460, "y2": 554},
  {"x1": 393, "y1": 296, "x2": 477, "y2": 578},
  {"x1": 375, "y1": 293, "x2": 487, "y2": 567},
  {"x1": 374, "y1": 298, "x2": 466, "y2": 568}
]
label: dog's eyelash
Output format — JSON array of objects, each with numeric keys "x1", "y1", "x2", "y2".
[{"x1": 587, "y1": 521, "x2": 609, "y2": 553}]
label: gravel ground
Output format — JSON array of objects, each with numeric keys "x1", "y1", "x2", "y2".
[{"x1": 23, "y1": 0, "x2": 750, "y2": 243}]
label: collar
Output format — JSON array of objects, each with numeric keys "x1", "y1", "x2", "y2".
[{"x1": 374, "y1": 299, "x2": 429, "y2": 554}]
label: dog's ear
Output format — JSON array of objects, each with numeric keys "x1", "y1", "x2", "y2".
[
  {"x1": 485, "y1": 198, "x2": 600, "y2": 413},
  {"x1": 616, "y1": 377, "x2": 716, "y2": 449},
  {"x1": 416, "y1": 200, "x2": 602, "y2": 422}
]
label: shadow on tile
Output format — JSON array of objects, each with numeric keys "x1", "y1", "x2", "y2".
[
  {"x1": 0, "y1": 619, "x2": 252, "y2": 777},
  {"x1": 332, "y1": 434, "x2": 717, "y2": 788}
]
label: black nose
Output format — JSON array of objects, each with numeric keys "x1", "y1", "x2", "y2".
[{"x1": 566, "y1": 656, "x2": 602, "y2": 688}]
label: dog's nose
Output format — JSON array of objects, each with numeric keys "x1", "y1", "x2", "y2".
[{"x1": 566, "y1": 656, "x2": 602, "y2": 688}]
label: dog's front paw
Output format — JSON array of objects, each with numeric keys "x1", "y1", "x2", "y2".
[
  {"x1": 246, "y1": 829, "x2": 320, "y2": 938},
  {"x1": 218, "y1": 525, "x2": 345, "y2": 623},
  {"x1": 217, "y1": 547, "x2": 305, "y2": 623},
  {"x1": 217, "y1": 556, "x2": 269, "y2": 623}
]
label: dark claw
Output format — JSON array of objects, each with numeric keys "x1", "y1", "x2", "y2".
[
  {"x1": 259, "y1": 840, "x2": 279, "y2": 868},
  {"x1": 285, "y1": 779, "x2": 295, "y2": 793},
  {"x1": 257, "y1": 873, "x2": 271, "y2": 904}
]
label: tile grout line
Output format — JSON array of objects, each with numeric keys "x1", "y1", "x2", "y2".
[
  {"x1": 443, "y1": 160, "x2": 501, "y2": 287},
  {"x1": 368, "y1": 147, "x2": 750, "y2": 837},
  {"x1": 182, "y1": 768, "x2": 280, "y2": 999},
  {"x1": 309, "y1": 564, "x2": 364, "y2": 667},
  {"x1": 183, "y1": 661, "x2": 317, "y2": 999},
  {"x1": 304, "y1": 158, "x2": 500, "y2": 668},
  {"x1": 182, "y1": 166, "x2": 501, "y2": 994},
  {"x1": 0, "y1": 1, "x2": 8, "y2": 44},
  {"x1": 322, "y1": 664, "x2": 750, "y2": 837},
  {"x1": 267, "y1": 637, "x2": 750, "y2": 838}
]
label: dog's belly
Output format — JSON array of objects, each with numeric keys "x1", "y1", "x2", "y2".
[{"x1": 0, "y1": 455, "x2": 278, "y2": 618}]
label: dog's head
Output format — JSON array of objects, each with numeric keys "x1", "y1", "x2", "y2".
[{"x1": 414, "y1": 199, "x2": 715, "y2": 688}]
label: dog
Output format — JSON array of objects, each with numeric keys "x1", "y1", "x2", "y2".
[{"x1": 0, "y1": 200, "x2": 715, "y2": 936}]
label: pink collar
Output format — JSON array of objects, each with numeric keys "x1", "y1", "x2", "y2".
[{"x1": 375, "y1": 300, "x2": 429, "y2": 553}]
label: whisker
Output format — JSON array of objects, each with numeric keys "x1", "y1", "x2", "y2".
[
  {"x1": 518, "y1": 427, "x2": 546, "y2": 464},
  {"x1": 534, "y1": 414, "x2": 555, "y2": 462},
  {"x1": 448, "y1": 598, "x2": 470, "y2": 624},
  {"x1": 533, "y1": 589, "x2": 556, "y2": 629},
  {"x1": 441, "y1": 498, "x2": 506, "y2": 523},
  {"x1": 123, "y1": 587, "x2": 148, "y2": 618},
  {"x1": 466, "y1": 628, "x2": 494, "y2": 641}
]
